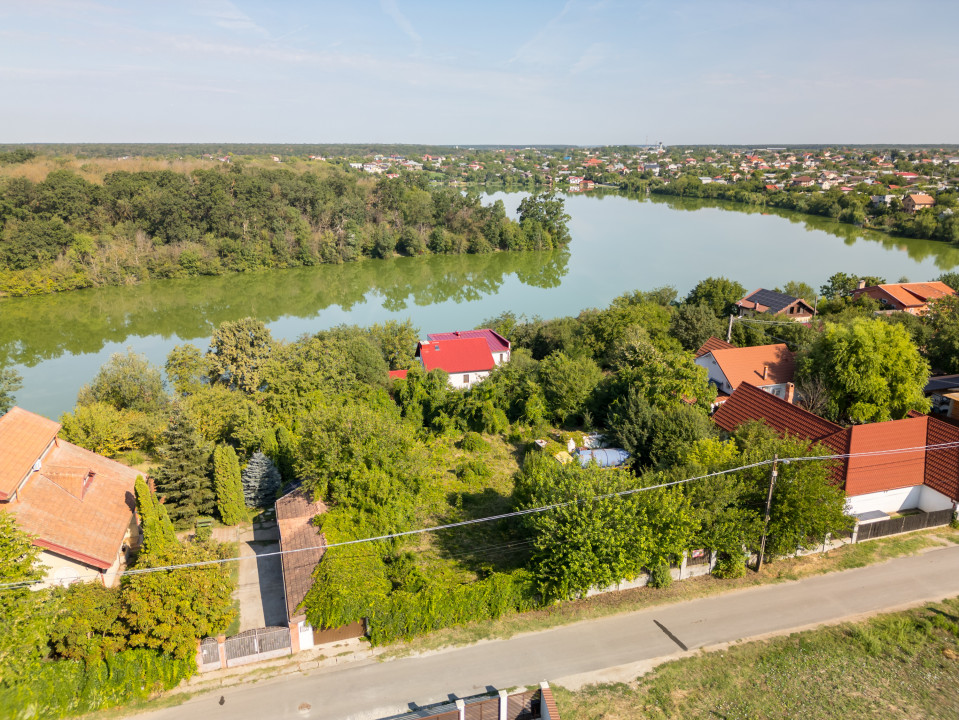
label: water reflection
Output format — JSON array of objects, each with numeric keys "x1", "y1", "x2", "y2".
[{"x1": 0, "y1": 248, "x2": 569, "y2": 368}]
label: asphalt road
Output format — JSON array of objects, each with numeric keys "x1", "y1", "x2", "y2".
[{"x1": 136, "y1": 545, "x2": 959, "y2": 720}]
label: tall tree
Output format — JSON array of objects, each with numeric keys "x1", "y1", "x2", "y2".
[
  {"x1": 240, "y1": 451, "x2": 282, "y2": 508},
  {"x1": 924, "y1": 295, "x2": 959, "y2": 374},
  {"x1": 134, "y1": 475, "x2": 178, "y2": 555},
  {"x1": 798, "y1": 318, "x2": 930, "y2": 423},
  {"x1": 213, "y1": 444, "x2": 246, "y2": 525},
  {"x1": 684, "y1": 277, "x2": 746, "y2": 318},
  {"x1": 207, "y1": 317, "x2": 275, "y2": 394},
  {"x1": 152, "y1": 405, "x2": 213, "y2": 524},
  {"x1": 669, "y1": 303, "x2": 725, "y2": 351},
  {"x1": 76, "y1": 349, "x2": 167, "y2": 413}
]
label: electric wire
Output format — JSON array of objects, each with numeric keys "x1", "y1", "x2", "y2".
[{"x1": 4, "y1": 437, "x2": 959, "y2": 590}]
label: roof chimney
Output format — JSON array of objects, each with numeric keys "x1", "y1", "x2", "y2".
[
  {"x1": 857, "y1": 279, "x2": 866, "y2": 290},
  {"x1": 762, "y1": 365, "x2": 769, "y2": 380}
]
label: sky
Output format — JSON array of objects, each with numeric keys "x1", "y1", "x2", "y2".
[{"x1": 1, "y1": 0, "x2": 957, "y2": 145}]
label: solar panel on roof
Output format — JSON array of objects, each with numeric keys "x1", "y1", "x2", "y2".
[{"x1": 746, "y1": 288, "x2": 798, "y2": 313}]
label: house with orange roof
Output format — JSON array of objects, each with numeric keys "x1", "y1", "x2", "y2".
[
  {"x1": 713, "y1": 383, "x2": 959, "y2": 521},
  {"x1": 852, "y1": 280, "x2": 955, "y2": 315},
  {"x1": 695, "y1": 343, "x2": 796, "y2": 404},
  {"x1": 902, "y1": 193, "x2": 935, "y2": 213},
  {"x1": 0, "y1": 407, "x2": 140, "y2": 587}
]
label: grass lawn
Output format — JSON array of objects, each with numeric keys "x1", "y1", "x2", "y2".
[
  {"x1": 382, "y1": 525, "x2": 959, "y2": 657},
  {"x1": 553, "y1": 597, "x2": 959, "y2": 719}
]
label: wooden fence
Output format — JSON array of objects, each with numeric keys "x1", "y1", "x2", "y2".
[{"x1": 856, "y1": 508, "x2": 953, "y2": 542}]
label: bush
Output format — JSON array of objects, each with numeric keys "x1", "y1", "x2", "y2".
[
  {"x1": 455, "y1": 458, "x2": 492, "y2": 485},
  {"x1": 0, "y1": 649, "x2": 193, "y2": 720},
  {"x1": 713, "y1": 552, "x2": 747, "y2": 579},
  {"x1": 460, "y1": 431, "x2": 488, "y2": 453},
  {"x1": 648, "y1": 562, "x2": 673, "y2": 589}
]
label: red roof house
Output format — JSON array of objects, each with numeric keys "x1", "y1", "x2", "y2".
[
  {"x1": 416, "y1": 337, "x2": 496, "y2": 389},
  {"x1": 852, "y1": 281, "x2": 955, "y2": 315},
  {"x1": 713, "y1": 383, "x2": 959, "y2": 517},
  {"x1": 695, "y1": 343, "x2": 797, "y2": 403},
  {"x1": 0, "y1": 407, "x2": 140, "y2": 587}
]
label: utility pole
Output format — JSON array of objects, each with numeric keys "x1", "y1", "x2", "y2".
[
  {"x1": 756, "y1": 454, "x2": 778, "y2": 573},
  {"x1": 726, "y1": 314, "x2": 735, "y2": 343}
]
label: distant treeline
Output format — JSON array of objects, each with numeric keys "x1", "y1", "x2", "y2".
[{"x1": 0, "y1": 167, "x2": 570, "y2": 296}]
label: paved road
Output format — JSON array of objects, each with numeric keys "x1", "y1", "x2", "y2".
[{"x1": 137, "y1": 545, "x2": 959, "y2": 720}]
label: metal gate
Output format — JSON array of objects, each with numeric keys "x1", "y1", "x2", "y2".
[
  {"x1": 224, "y1": 626, "x2": 291, "y2": 665},
  {"x1": 199, "y1": 637, "x2": 219, "y2": 666}
]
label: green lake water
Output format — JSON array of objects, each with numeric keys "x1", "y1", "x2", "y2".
[{"x1": 4, "y1": 191, "x2": 958, "y2": 419}]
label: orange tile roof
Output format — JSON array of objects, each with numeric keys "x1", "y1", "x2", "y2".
[
  {"x1": 1, "y1": 439, "x2": 138, "y2": 569},
  {"x1": 856, "y1": 282, "x2": 955, "y2": 310},
  {"x1": 695, "y1": 336, "x2": 735, "y2": 358},
  {"x1": 709, "y1": 344, "x2": 795, "y2": 388},
  {"x1": 926, "y1": 417, "x2": 959, "y2": 501},
  {"x1": 713, "y1": 382, "x2": 841, "y2": 441},
  {"x1": 0, "y1": 407, "x2": 60, "y2": 500},
  {"x1": 276, "y1": 486, "x2": 328, "y2": 622},
  {"x1": 844, "y1": 417, "x2": 927, "y2": 496}
]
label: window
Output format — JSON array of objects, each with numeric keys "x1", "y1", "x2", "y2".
[{"x1": 463, "y1": 374, "x2": 469, "y2": 385}]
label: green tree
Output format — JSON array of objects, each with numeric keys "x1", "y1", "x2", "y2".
[
  {"x1": 537, "y1": 352, "x2": 602, "y2": 424},
  {"x1": 514, "y1": 455, "x2": 692, "y2": 601},
  {"x1": 937, "y1": 272, "x2": 959, "y2": 292},
  {"x1": 0, "y1": 367, "x2": 23, "y2": 414},
  {"x1": 798, "y1": 319, "x2": 930, "y2": 422},
  {"x1": 0, "y1": 513, "x2": 51, "y2": 681},
  {"x1": 734, "y1": 425, "x2": 853, "y2": 559},
  {"x1": 152, "y1": 405, "x2": 214, "y2": 525},
  {"x1": 165, "y1": 343, "x2": 207, "y2": 396},
  {"x1": 77, "y1": 350, "x2": 167, "y2": 414},
  {"x1": 134, "y1": 475, "x2": 178, "y2": 556},
  {"x1": 368, "y1": 319, "x2": 419, "y2": 369},
  {"x1": 684, "y1": 277, "x2": 746, "y2": 318},
  {"x1": 59, "y1": 402, "x2": 135, "y2": 458},
  {"x1": 669, "y1": 303, "x2": 724, "y2": 351},
  {"x1": 121, "y1": 542, "x2": 235, "y2": 661},
  {"x1": 49, "y1": 582, "x2": 127, "y2": 665},
  {"x1": 606, "y1": 390, "x2": 715, "y2": 471},
  {"x1": 924, "y1": 295, "x2": 959, "y2": 374},
  {"x1": 779, "y1": 280, "x2": 817, "y2": 305},
  {"x1": 212, "y1": 444, "x2": 245, "y2": 525},
  {"x1": 207, "y1": 317, "x2": 275, "y2": 394}
]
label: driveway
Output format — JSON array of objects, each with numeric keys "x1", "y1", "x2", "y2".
[{"x1": 235, "y1": 518, "x2": 286, "y2": 631}]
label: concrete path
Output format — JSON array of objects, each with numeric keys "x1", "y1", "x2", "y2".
[
  {"x1": 235, "y1": 520, "x2": 286, "y2": 631},
  {"x1": 135, "y1": 544, "x2": 959, "y2": 720}
]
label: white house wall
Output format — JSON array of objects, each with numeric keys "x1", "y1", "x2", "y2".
[
  {"x1": 694, "y1": 354, "x2": 730, "y2": 393},
  {"x1": 919, "y1": 485, "x2": 955, "y2": 512},
  {"x1": 447, "y1": 371, "x2": 490, "y2": 390},
  {"x1": 845, "y1": 485, "x2": 954, "y2": 516}
]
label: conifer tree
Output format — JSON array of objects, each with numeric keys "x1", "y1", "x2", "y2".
[
  {"x1": 241, "y1": 451, "x2": 282, "y2": 507},
  {"x1": 153, "y1": 404, "x2": 213, "y2": 525},
  {"x1": 134, "y1": 475, "x2": 177, "y2": 555},
  {"x1": 213, "y1": 444, "x2": 245, "y2": 525}
]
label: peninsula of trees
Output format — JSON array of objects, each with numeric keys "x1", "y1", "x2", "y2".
[{"x1": 0, "y1": 163, "x2": 569, "y2": 296}]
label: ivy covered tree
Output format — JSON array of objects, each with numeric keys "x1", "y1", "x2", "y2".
[
  {"x1": 213, "y1": 444, "x2": 246, "y2": 525},
  {"x1": 49, "y1": 582, "x2": 127, "y2": 665},
  {"x1": 241, "y1": 451, "x2": 282, "y2": 508},
  {"x1": 513, "y1": 454, "x2": 692, "y2": 601},
  {"x1": 120, "y1": 542, "x2": 236, "y2": 661},
  {"x1": 0, "y1": 513, "x2": 51, "y2": 681},
  {"x1": 152, "y1": 405, "x2": 213, "y2": 525},
  {"x1": 134, "y1": 475, "x2": 178, "y2": 555}
]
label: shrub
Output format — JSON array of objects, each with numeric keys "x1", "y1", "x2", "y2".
[
  {"x1": 648, "y1": 562, "x2": 673, "y2": 589},
  {"x1": 460, "y1": 431, "x2": 487, "y2": 453},
  {"x1": 455, "y1": 458, "x2": 492, "y2": 485},
  {"x1": 713, "y1": 552, "x2": 747, "y2": 579}
]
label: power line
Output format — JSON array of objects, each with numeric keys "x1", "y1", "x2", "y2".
[{"x1": 4, "y1": 437, "x2": 959, "y2": 590}]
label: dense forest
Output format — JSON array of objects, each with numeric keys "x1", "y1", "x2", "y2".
[{"x1": 0, "y1": 165, "x2": 570, "y2": 296}]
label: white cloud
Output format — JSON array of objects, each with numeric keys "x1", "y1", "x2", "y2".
[{"x1": 380, "y1": 0, "x2": 421, "y2": 48}]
